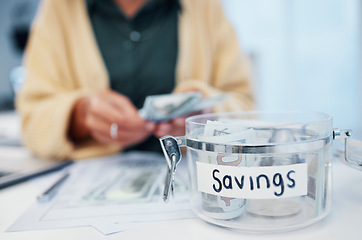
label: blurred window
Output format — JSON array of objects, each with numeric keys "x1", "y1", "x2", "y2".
[{"x1": 222, "y1": 0, "x2": 361, "y2": 138}]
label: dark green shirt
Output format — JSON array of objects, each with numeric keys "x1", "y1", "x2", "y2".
[{"x1": 86, "y1": 0, "x2": 179, "y2": 153}]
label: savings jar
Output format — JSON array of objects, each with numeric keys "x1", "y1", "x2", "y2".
[{"x1": 159, "y1": 111, "x2": 362, "y2": 232}]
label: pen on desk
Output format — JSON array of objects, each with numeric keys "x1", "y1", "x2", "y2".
[{"x1": 37, "y1": 172, "x2": 70, "y2": 203}]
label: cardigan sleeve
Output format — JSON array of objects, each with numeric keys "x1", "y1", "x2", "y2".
[
  {"x1": 174, "y1": 0, "x2": 254, "y2": 112},
  {"x1": 16, "y1": 0, "x2": 121, "y2": 160}
]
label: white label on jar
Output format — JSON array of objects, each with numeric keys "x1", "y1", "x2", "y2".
[{"x1": 196, "y1": 162, "x2": 307, "y2": 199}]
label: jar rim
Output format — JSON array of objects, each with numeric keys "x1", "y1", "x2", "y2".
[{"x1": 186, "y1": 111, "x2": 332, "y2": 126}]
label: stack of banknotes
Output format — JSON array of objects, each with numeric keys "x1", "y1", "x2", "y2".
[
  {"x1": 200, "y1": 120, "x2": 255, "y2": 219},
  {"x1": 139, "y1": 92, "x2": 228, "y2": 122}
]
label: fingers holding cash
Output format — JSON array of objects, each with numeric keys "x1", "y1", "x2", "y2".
[
  {"x1": 70, "y1": 90, "x2": 156, "y2": 146},
  {"x1": 142, "y1": 92, "x2": 228, "y2": 137},
  {"x1": 70, "y1": 91, "x2": 226, "y2": 146},
  {"x1": 139, "y1": 92, "x2": 228, "y2": 122}
]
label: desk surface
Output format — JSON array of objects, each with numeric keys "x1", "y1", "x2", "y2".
[{"x1": 1, "y1": 149, "x2": 362, "y2": 240}]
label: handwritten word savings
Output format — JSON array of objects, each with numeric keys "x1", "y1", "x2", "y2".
[{"x1": 196, "y1": 162, "x2": 307, "y2": 199}]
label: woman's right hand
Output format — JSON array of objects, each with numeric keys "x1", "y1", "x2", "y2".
[{"x1": 69, "y1": 90, "x2": 155, "y2": 147}]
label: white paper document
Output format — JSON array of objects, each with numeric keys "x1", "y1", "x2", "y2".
[{"x1": 7, "y1": 152, "x2": 194, "y2": 235}]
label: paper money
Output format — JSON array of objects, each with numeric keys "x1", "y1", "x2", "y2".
[
  {"x1": 72, "y1": 153, "x2": 190, "y2": 206},
  {"x1": 139, "y1": 92, "x2": 228, "y2": 122},
  {"x1": 199, "y1": 120, "x2": 256, "y2": 219},
  {"x1": 203, "y1": 120, "x2": 255, "y2": 145}
]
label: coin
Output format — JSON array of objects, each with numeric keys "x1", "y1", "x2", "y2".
[{"x1": 247, "y1": 199, "x2": 300, "y2": 217}]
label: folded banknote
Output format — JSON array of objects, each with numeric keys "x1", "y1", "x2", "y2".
[{"x1": 139, "y1": 92, "x2": 228, "y2": 122}]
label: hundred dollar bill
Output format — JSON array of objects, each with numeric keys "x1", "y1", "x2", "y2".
[
  {"x1": 139, "y1": 92, "x2": 202, "y2": 122},
  {"x1": 203, "y1": 120, "x2": 255, "y2": 145},
  {"x1": 103, "y1": 165, "x2": 164, "y2": 202},
  {"x1": 81, "y1": 162, "x2": 165, "y2": 205},
  {"x1": 188, "y1": 94, "x2": 229, "y2": 113},
  {"x1": 139, "y1": 92, "x2": 228, "y2": 122}
]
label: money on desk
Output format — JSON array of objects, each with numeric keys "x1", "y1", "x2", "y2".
[{"x1": 139, "y1": 92, "x2": 228, "y2": 122}]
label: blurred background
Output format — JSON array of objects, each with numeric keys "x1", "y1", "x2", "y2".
[
  {"x1": 0, "y1": 0, "x2": 361, "y2": 139},
  {"x1": 0, "y1": 0, "x2": 38, "y2": 109},
  {"x1": 223, "y1": 0, "x2": 361, "y2": 138}
]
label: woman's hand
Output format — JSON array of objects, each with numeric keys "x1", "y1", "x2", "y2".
[
  {"x1": 153, "y1": 116, "x2": 188, "y2": 138},
  {"x1": 153, "y1": 108, "x2": 213, "y2": 138},
  {"x1": 69, "y1": 90, "x2": 155, "y2": 147}
]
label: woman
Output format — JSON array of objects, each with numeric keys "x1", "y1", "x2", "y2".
[{"x1": 17, "y1": 0, "x2": 254, "y2": 160}]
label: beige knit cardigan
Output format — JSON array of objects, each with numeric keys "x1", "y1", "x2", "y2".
[{"x1": 17, "y1": 0, "x2": 254, "y2": 160}]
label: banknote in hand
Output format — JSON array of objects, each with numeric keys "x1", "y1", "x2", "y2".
[{"x1": 139, "y1": 92, "x2": 228, "y2": 122}]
